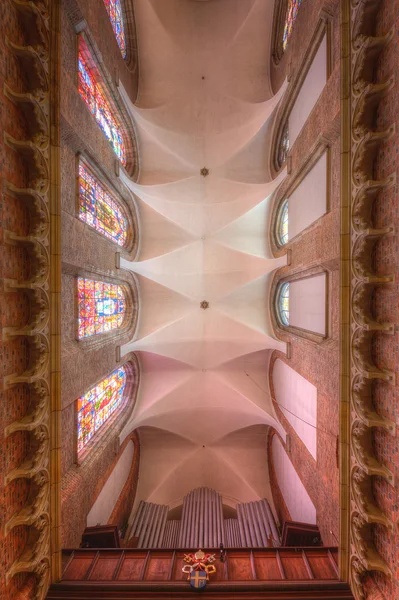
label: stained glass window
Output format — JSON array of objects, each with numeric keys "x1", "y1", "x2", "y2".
[
  {"x1": 278, "y1": 121, "x2": 289, "y2": 168},
  {"x1": 283, "y1": 0, "x2": 302, "y2": 52},
  {"x1": 77, "y1": 277, "x2": 126, "y2": 339},
  {"x1": 79, "y1": 162, "x2": 128, "y2": 246},
  {"x1": 278, "y1": 199, "x2": 289, "y2": 246},
  {"x1": 78, "y1": 37, "x2": 126, "y2": 165},
  {"x1": 77, "y1": 366, "x2": 127, "y2": 451},
  {"x1": 103, "y1": 0, "x2": 127, "y2": 59},
  {"x1": 278, "y1": 282, "x2": 290, "y2": 326}
]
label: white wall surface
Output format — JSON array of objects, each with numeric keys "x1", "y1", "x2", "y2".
[
  {"x1": 87, "y1": 440, "x2": 134, "y2": 526},
  {"x1": 288, "y1": 152, "x2": 327, "y2": 241},
  {"x1": 289, "y1": 35, "x2": 327, "y2": 146},
  {"x1": 272, "y1": 359, "x2": 317, "y2": 459},
  {"x1": 290, "y1": 274, "x2": 326, "y2": 335},
  {"x1": 271, "y1": 435, "x2": 316, "y2": 524}
]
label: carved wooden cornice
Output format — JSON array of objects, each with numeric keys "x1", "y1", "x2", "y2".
[
  {"x1": 341, "y1": 0, "x2": 396, "y2": 597},
  {"x1": 3, "y1": 0, "x2": 61, "y2": 597}
]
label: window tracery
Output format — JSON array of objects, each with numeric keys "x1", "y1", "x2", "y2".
[
  {"x1": 277, "y1": 199, "x2": 289, "y2": 246},
  {"x1": 283, "y1": 0, "x2": 302, "y2": 52},
  {"x1": 103, "y1": 0, "x2": 127, "y2": 59},
  {"x1": 78, "y1": 37, "x2": 126, "y2": 165},
  {"x1": 277, "y1": 121, "x2": 289, "y2": 169},
  {"x1": 77, "y1": 277, "x2": 126, "y2": 339},
  {"x1": 77, "y1": 365, "x2": 127, "y2": 451},
  {"x1": 78, "y1": 161, "x2": 128, "y2": 247},
  {"x1": 278, "y1": 282, "x2": 290, "y2": 326}
]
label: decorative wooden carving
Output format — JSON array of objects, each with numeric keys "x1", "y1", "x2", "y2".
[
  {"x1": 2, "y1": 0, "x2": 60, "y2": 598},
  {"x1": 344, "y1": 0, "x2": 396, "y2": 597}
]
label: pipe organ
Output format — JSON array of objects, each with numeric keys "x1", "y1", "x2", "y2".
[{"x1": 128, "y1": 488, "x2": 280, "y2": 549}]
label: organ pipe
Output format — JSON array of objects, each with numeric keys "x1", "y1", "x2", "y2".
[
  {"x1": 263, "y1": 499, "x2": 280, "y2": 545},
  {"x1": 130, "y1": 493, "x2": 280, "y2": 549},
  {"x1": 136, "y1": 502, "x2": 151, "y2": 547},
  {"x1": 178, "y1": 493, "x2": 187, "y2": 547},
  {"x1": 254, "y1": 500, "x2": 268, "y2": 547}
]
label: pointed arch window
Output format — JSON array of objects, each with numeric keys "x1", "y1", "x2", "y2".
[
  {"x1": 77, "y1": 277, "x2": 126, "y2": 339},
  {"x1": 275, "y1": 274, "x2": 327, "y2": 339},
  {"x1": 78, "y1": 37, "x2": 126, "y2": 165},
  {"x1": 277, "y1": 199, "x2": 289, "y2": 246},
  {"x1": 283, "y1": 0, "x2": 302, "y2": 52},
  {"x1": 78, "y1": 161, "x2": 128, "y2": 247},
  {"x1": 77, "y1": 365, "x2": 127, "y2": 451},
  {"x1": 103, "y1": 0, "x2": 127, "y2": 59},
  {"x1": 277, "y1": 121, "x2": 289, "y2": 169},
  {"x1": 278, "y1": 282, "x2": 290, "y2": 326}
]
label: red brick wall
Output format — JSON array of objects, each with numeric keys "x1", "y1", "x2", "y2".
[
  {"x1": 62, "y1": 430, "x2": 140, "y2": 548},
  {"x1": 363, "y1": 574, "x2": 386, "y2": 600},
  {"x1": 60, "y1": 0, "x2": 141, "y2": 548},
  {"x1": 63, "y1": 0, "x2": 138, "y2": 102},
  {"x1": 268, "y1": 351, "x2": 340, "y2": 546},
  {"x1": 0, "y1": 2, "x2": 37, "y2": 597},
  {"x1": 267, "y1": 0, "x2": 341, "y2": 549},
  {"x1": 366, "y1": 0, "x2": 399, "y2": 597},
  {"x1": 108, "y1": 431, "x2": 140, "y2": 535},
  {"x1": 61, "y1": 363, "x2": 140, "y2": 548},
  {"x1": 270, "y1": 0, "x2": 341, "y2": 96}
]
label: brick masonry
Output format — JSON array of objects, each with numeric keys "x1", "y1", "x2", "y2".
[
  {"x1": 0, "y1": 1, "x2": 37, "y2": 597},
  {"x1": 267, "y1": 0, "x2": 341, "y2": 550},
  {"x1": 1, "y1": 0, "x2": 398, "y2": 596},
  {"x1": 59, "y1": 0, "x2": 141, "y2": 549}
]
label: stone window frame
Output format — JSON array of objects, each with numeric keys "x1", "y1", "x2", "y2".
[
  {"x1": 271, "y1": 11, "x2": 333, "y2": 174},
  {"x1": 276, "y1": 198, "x2": 289, "y2": 248},
  {"x1": 271, "y1": 138, "x2": 331, "y2": 252},
  {"x1": 272, "y1": 266, "x2": 331, "y2": 345},
  {"x1": 102, "y1": 0, "x2": 128, "y2": 60},
  {"x1": 119, "y1": 0, "x2": 139, "y2": 74},
  {"x1": 74, "y1": 356, "x2": 139, "y2": 465},
  {"x1": 277, "y1": 120, "x2": 290, "y2": 170},
  {"x1": 75, "y1": 153, "x2": 138, "y2": 255},
  {"x1": 271, "y1": 0, "x2": 303, "y2": 66},
  {"x1": 75, "y1": 30, "x2": 139, "y2": 179},
  {"x1": 271, "y1": 0, "x2": 290, "y2": 66},
  {"x1": 74, "y1": 268, "x2": 138, "y2": 350}
]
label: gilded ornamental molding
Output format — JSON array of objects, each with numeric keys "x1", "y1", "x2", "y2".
[
  {"x1": 341, "y1": 0, "x2": 396, "y2": 597},
  {"x1": 2, "y1": 0, "x2": 61, "y2": 597}
]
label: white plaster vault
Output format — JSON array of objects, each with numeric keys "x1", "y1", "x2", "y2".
[{"x1": 117, "y1": 0, "x2": 289, "y2": 514}]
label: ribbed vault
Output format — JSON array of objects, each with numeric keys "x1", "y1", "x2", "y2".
[{"x1": 118, "y1": 0, "x2": 287, "y2": 515}]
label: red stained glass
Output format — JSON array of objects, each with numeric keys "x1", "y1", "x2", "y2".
[
  {"x1": 283, "y1": 0, "x2": 302, "y2": 51},
  {"x1": 103, "y1": 0, "x2": 127, "y2": 58},
  {"x1": 78, "y1": 37, "x2": 126, "y2": 165},
  {"x1": 78, "y1": 277, "x2": 126, "y2": 339},
  {"x1": 78, "y1": 161, "x2": 128, "y2": 246},
  {"x1": 77, "y1": 366, "x2": 127, "y2": 451}
]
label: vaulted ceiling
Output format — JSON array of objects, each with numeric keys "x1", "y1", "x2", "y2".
[{"x1": 118, "y1": 0, "x2": 288, "y2": 511}]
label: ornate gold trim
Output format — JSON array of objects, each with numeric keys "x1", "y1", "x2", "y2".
[
  {"x1": 3, "y1": 0, "x2": 61, "y2": 596},
  {"x1": 341, "y1": 0, "x2": 396, "y2": 597}
]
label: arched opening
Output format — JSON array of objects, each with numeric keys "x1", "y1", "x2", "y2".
[
  {"x1": 77, "y1": 277, "x2": 126, "y2": 339},
  {"x1": 103, "y1": 0, "x2": 127, "y2": 58}
]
